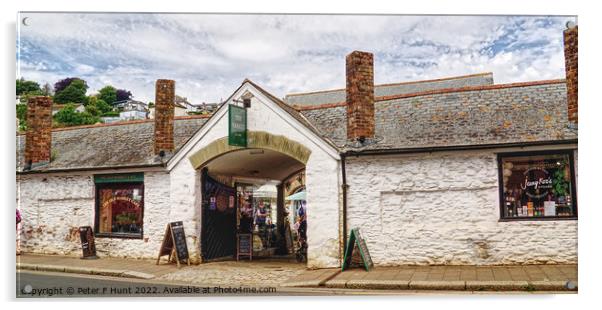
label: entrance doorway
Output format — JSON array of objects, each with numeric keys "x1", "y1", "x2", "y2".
[
  {"x1": 200, "y1": 148, "x2": 306, "y2": 263},
  {"x1": 201, "y1": 170, "x2": 237, "y2": 261}
]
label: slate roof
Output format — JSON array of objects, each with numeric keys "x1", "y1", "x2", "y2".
[
  {"x1": 16, "y1": 117, "x2": 208, "y2": 172},
  {"x1": 299, "y1": 80, "x2": 578, "y2": 152},
  {"x1": 244, "y1": 80, "x2": 341, "y2": 150},
  {"x1": 16, "y1": 75, "x2": 577, "y2": 173},
  {"x1": 285, "y1": 72, "x2": 494, "y2": 107}
]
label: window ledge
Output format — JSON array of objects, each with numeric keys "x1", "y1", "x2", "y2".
[
  {"x1": 95, "y1": 233, "x2": 143, "y2": 239},
  {"x1": 499, "y1": 217, "x2": 577, "y2": 222}
]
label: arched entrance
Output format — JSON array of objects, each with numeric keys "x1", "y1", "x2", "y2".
[{"x1": 188, "y1": 133, "x2": 311, "y2": 263}]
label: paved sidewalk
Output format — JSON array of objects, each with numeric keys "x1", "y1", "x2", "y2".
[
  {"x1": 17, "y1": 254, "x2": 577, "y2": 292},
  {"x1": 17, "y1": 254, "x2": 305, "y2": 286},
  {"x1": 17, "y1": 254, "x2": 175, "y2": 279},
  {"x1": 282, "y1": 265, "x2": 578, "y2": 292}
]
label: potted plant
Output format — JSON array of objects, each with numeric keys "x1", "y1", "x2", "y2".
[{"x1": 552, "y1": 164, "x2": 569, "y2": 199}]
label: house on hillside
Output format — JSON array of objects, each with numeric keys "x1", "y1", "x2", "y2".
[{"x1": 114, "y1": 99, "x2": 148, "y2": 120}]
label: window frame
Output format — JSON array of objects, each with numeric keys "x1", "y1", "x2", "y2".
[
  {"x1": 497, "y1": 149, "x2": 578, "y2": 222},
  {"x1": 94, "y1": 181, "x2": 145, "y2": 239}
]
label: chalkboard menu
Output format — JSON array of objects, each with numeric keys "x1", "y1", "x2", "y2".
[
  {"x1": 237, "y1": 233, "x2": 252, "y2": 261},
  {"x1": 170, "y1": 221, "x2": 189, "y2": 261},
  {"x1": 342, "y1": 228, "x2": 374, "y2": 271},
  {"x1": 156, "y1": 221, "x2": 190, "y2": 268},
  {"x1": 79, "y1": 226, "x2": 98, "y2": 259}
]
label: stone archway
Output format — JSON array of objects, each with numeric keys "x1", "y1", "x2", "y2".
[
  {"x1": 188, "y1": 131, "x2": 312, "y2": 263},
  {"x1": 188, "y1": 131, "x2": 312, "y2": 169}
]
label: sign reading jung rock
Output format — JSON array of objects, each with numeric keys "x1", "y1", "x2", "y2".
[
  {"x1": 521, "y1": 166, "x2": 553, "y2": 199},
  {"x1": 228, "y1": 104, "x2": 247, "y2": 147}
]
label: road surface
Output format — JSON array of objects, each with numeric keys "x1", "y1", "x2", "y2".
[{"x1": 16, "y1": 270, "x2": 561, "y2": 298}]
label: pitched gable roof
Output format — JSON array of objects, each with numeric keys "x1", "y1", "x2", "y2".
[
  {"x1": 16, "y1": 116, "x2": 209, "y2": 173},
  {"x1": 299, "y1": 79, "x2": 577, "y2": 152},
  {"x1": 16, "y1": 75, "x2": 577, "y2": 173},
  {"x1": 285, "y1": 72, "x2": 494, "y2": 107},
  {"x1": 243, "y1": 79, "x2": 340, "y2": 151}
]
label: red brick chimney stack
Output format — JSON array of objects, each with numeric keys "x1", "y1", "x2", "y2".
[
  {"x1": 346, "y1": 51, "x2": 375, "y2": 141},
  {"x1": 25, "y1": 96, "x2": 53, "y2": 167},
  {"x1": 563, "y1": 23, "x2": 578, "y2": 124},
  {"x1": 154, "y1": 79, "x2": 175, "y2": 154}
]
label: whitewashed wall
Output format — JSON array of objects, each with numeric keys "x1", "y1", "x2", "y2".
[
  {"x1": 345, "y1": 150, "x2": 578, "y2": 265},
  {"x1": 168, "y1": 83, "x2": 342, "y2": 268},
  {"x1": 168, "y1": 161, "x2": 203, "y2": 263},
  {"x1": 17, "y1": 171, "x2": 171, "y2": 259}
]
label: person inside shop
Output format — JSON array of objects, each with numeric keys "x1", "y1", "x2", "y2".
[
  {"x1": 297, "y1": 201, "x2": 307, "y2": 242},
  {"x1": 239, "y1": 200, "x2": 253, "y2": 233},
  {"x1": 255, "y1": 201, "x2": 269, "y2": 246}
]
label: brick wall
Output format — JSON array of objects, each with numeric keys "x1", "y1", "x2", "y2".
[
  {"x1": 563, "y1": 25, "x2": 578, "y2": 124},
  {"x1": 25, "y1": 96, "x2": 52, "y2": 166},
  {"x1": 346, "y1": 51, "x2": 375, "y2": 140},
  {"x1": 154, "y1": 79, "x2": 175, "y2": 154}
]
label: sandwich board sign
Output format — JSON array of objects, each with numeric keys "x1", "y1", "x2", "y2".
[
  {"x1": 342, "y1": 228, "x2": 374, "y2": 271},
  {"x1": 237, "y1": 233, "x2": 253, "y2": 261},
  {"x1": 79, "y1": 226, "x2": 98, "y2": 259},
  {"x1": 156, "y1": 221, "x2": 190, "y2": 268}
]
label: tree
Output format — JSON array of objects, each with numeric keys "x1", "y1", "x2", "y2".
[
  {"x1": 16, "y1": 103, "x2": 28, "y2": 131},
  {"x1": 54, "y1": 77, "x2": 87, "y2": 94},
  {"x1": 116, "y1": 89, "x2": 132, "y2": 102},
  {"x1": 53, "y1": 104, "x2": 100, "y2": 127},
  {"x1": 85, "y1": 103, "x2": 100, "y2": 117},
  {"x1": 41, "y1": 83, "x2": 53, "y2": 96},
  {"x1": 16, "y1": 78, "x2": 41, "y2": 96},
  {"x1": 18, "y1": 90, "x2": 44, "y2": 104},
  {"x1": 53, "y1": 79, "x2": 88, "y2": 104},
  {"x1": 96, "y1": 99, "x2": 112, "y2": 114},
  {"x1": 86, "y1": 96, "x2": 113, "y2": 116},
  {"x1": 98, "y1": 86, "x2": 117, "y2": 105}
]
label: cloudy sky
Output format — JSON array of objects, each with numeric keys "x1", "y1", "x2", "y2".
[{"x1": 17, "y1": 13, "x2": 576, "y2": 104}]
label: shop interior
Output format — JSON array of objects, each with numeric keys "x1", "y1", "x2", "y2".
[{"x1": 200, "y1": 148, "x2": 307, "y2": 262}]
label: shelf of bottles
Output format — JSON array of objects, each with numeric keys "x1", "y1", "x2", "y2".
[{"x1": 504, "y1": 188, "x2": 573, "y2": 218}]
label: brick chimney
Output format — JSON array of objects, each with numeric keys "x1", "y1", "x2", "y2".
[
  {"x1": 25, "y1": 96, "x2": 53, "y2": 168},
  {"x1": 563, "y1": 23, "x2": 578, "y2": 124},
  {"x1": 154, "y1": 79, "x2": 175, "y2": 155},
  {"x1": 346, "y1": 51, "x2": 375, "y2": 141}
]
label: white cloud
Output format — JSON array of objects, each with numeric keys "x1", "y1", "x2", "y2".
[{"x1": 16, "y1": 13, "x2": 576, "y2": 103}]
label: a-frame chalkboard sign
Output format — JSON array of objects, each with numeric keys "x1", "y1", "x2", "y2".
[
  {"x1": 79, "y1": 226, "x2": 98, "y2": 259},
  {"x1": 342, "y1": 228, "x2": 374, "y2": 271},
  {"x1": 156, "y1": 221, "x2": 190, "y2": 268}
]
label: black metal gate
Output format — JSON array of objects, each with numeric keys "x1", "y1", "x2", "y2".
[{"x1": 201, "y1": 170, "x2": 237, "y2": 261}]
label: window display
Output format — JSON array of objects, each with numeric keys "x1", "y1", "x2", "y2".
[
  {"x1": 96, "y1": 182, "x2": 144, "y2": 238},
  {"x1": 498, "y1": 151, "x2": 576, "y2": 220}
]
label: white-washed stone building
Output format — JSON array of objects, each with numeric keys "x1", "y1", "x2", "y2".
[{"x1": 16, "y1": 26, "x2": 578, "y2": 269}]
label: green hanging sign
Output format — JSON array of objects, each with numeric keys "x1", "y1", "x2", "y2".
[
  {"x1": 94, "y1": 172, "x2": 144, "y2": 184},
  {"x1": 228, "y1": 104, "x2": 247, "y2": 147},
  {"x1": 342, "y1": 228, "x2": 374, "y2": 271}
]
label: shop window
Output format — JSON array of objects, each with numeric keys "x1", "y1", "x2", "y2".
[
  {"x1": 94, "y1": 173, "x2": 144, "y2": 238},
  {"x1": 498, "y1": 150, "x2": 577, "y2": 220}
]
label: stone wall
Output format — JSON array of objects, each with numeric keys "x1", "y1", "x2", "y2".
[
  {"x1": 345, "y1": 150, "x2": 577, "y2": 265},
  {"x1": 17, "y1": 171, "x2": 172, "y2": 259}
]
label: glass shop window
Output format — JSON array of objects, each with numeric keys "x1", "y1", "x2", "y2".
[
  {"x1": 498, "y1": 151, "x2": 577, "y2": 220},
  {"x1": 94, "y1": 174, "x2": 144, "y2": 238}
]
